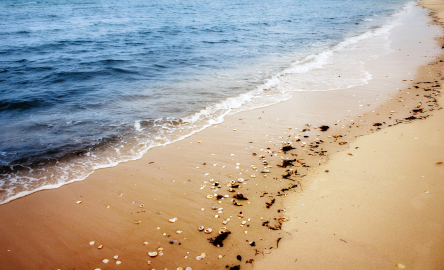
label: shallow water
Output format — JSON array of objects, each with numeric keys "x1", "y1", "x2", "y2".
[{"x1": 0, "y1": 0, "x2": 434, "y2": 203}]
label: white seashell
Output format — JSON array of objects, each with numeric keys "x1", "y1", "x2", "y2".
[
  {"x1": 185, "y1": 267, "x2": 192, "y2": 270},
  {"x1": 204, "y1": 228, "x2": 213, "y2": 234},
  {"x1": 116, "y1": 261, "x2": 121, "y2": 265},
  {"x1": 198, "y1": 226, "x2": 205, "y2": 231},
  {"x1": 196, "y1": 256, "x2": 202, "y2": 260},
  {"x1": 113, "y1": 255, "x2": 119, "y2": 260},
  {"x1": 251, "y1": 174, "x2": 256, "y2": 178},
  {"x1": 230, "y1": 180, "x2": 236, "y2": 185},
  {"x1": 176, "y1": 230, "x2": 182, "y2": 234},
  {"x1": 143, "y1": 241, "x2": 149, "y2": 245},
  {"x1": 222, "y1": 220, "x2": 228, "y2": 225},
  {"x1": 148, "y1": 251, "x2": 158, "y2": 257},
  {"x1": 169, "y1": 217, "x2": 178, "y2": 223},
  {"x1": 102, "y1": 259, "x2": 109, "y2": 263},
  {"x1": 218, "y1": 255, "x2": 223, "y2": 259},
  {"x1": 98, "y1": 245, "x2": 103, "y2": 249},
  {"x1": 207, "y1": 195, "x2": 213, "y2": 199},
  {"x1": 89, "y1": 241, "x2": 95, "y2": 245},
  {"x1": 76, "y1": 201, "x2": 82, "y2": 204},
  {"x1": 200, "y1": 253, "x2": 206, "y2": 258},
  {"x1": 237, "y1": 178, "x2": 244, "y2": 183},
  {"x1": 177, "y1": 268, "x2": 183, "y2": 270},
  {"x1": 139, "y1": 204, "x2": 144, "y2": 208},
  {"x1": 241, "y1": 221, "x2": 247, "y2": 225}
]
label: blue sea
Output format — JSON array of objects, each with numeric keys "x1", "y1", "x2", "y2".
[{"x1": 0, "y1": 0, "x2": 427, "y2": 203}]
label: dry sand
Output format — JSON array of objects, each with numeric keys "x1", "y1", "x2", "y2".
[
  {"x1": 254, "y1": 1, "x2": 444, "y2": 269},
  {"x1": 0, "y1": 1, "x2": 443, "y2": 270}
]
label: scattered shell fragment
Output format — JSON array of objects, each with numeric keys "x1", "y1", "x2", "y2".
[
  {"x1": 176, "y1": 230, "x2": 183, "y2": 234},
  {"x1": 148, "y1": 252, "x2": 158, "y2": 257},
  {"x1": 218, "y1": 255, "x2": 223, "y2": 259},
  {"x1": 207, "y1": 195, "x2": 213, "y2": 199},
  {"x1": 198, "y1": 226, "x2": 205, "y2": 231},
  {"x1": 134, "y1": 221, "x2": 142, "y2": 224},
  {"x1": 98, "y1": 245, "x2": 103, "y2": 249},
  {"x1": 139, "y1": 204, "x2": 144, "y2": 208},
  {"x1": 250, "y1": 174, "x2": 255, "y2": 178},
  {"x1": 200, "y1": 253, "x2": 207, "y2": 258},
  {"x1": 89, "y1": 241, "x2": 95, "y2": 245},
  {"x1": 169, "y1": 217, "x2": 178, "y2": 223},
  {"x1": 113, "y1": 255, "x2": 119, "y2": 260},
  {"x1": 143, "y1": 241, "x2": 149, "y2": 245},
  {"x1": 102, "y1": 259, "x2": 109, "y2": 264},
  {"x1": 204, "y1": 228, "x2": 213, "y2": 234},
  {"x1": 116, "y1": 261, "x2": 121, "y2": 265},
  {"x1": 76, "y1": 201, "x2": 82, "y2": 204},
  {"x1": 177, "y1": 268, "x2": 183, "y2": 270},
  {"x1": 396, "y1": 264, "x2": 406, "y2": 269},
  {"x1": 196, "y1": 256, "x2": 202, "y2": 261}
]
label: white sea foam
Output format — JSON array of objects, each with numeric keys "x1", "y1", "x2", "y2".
[{"x1": 0, "y1": 1, "x2": 435, "y2": 205}]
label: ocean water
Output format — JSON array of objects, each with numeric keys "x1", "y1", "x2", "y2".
[{"x1": 0, "y1": 0, "x2": 429, "y2": 203}]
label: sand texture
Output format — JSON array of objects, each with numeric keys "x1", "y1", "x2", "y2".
[{"x1": 0, "y1": 1, "x2": 443, "y2": 270}]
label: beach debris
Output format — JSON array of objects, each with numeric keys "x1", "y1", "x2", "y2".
[
  {"x1": 102, "y1": 259, "x2": 109, "y2": 264},
  {"x1": 89, "y1": 241, "x2": 95, "y2": 245},
  {"x1": 229, "y1": 266, "x2": 240, "y2": 270},
  {"x1": 204, "y1": 228, "x2": 213, "y2": 234},
  {"x1": 396, "y1": 263, "x2": 406, "y2": 269},
  {"x1": 169, "y1": 217, "x2": 178, "y2": 223},
  {"x1": 116, "y1": 261, "x2": 121, "y2": 265},
  {"x1": 207, "y1": 195, "x2": 213, "y2": 199},
  {"x1": 281, "y1": 144, "x2": 295, "y2": 152},
  {"x1": 176, "y1": 230, "x2": 183, "y2": 234},
  {"x1": 139, "y1": 204, "x2": 144, "y2": 208},
  {"x1": 148, "y1": 251, "x2": 158, "y2": 257},
  {"x1": 266, "y1": 198, "x2": 276, "y2": 209},
  {"x1": 208, "y1": 231, "x2": 231, "y2": 247},
  {"x1": 98, "y1": 245, "x2": 103, "y2": 249},
  {"x1": 319, "y1": 125, "x2": 329, "y2": 131},
  {"x1": 143, "y1": 241, "x2": 149, "y2": 245},
  {"x1": 437, "y1": 162, "x2": 443, "y2": 165},
  {"x1": 198, "y1": 226, "x2": 205, "y2": 231},
  {"x1": 278, "y1": 159, "x2": 297, "y2": 168},
  {"x1": 218, "y1": 255, "x2": 224, "y2": 259},
  {"x1": 170, "y1": 240, "x2": 178, "y2": 244},
  {"x1": 236, "y1": 255, "x2": 242, "y2": 261},
  {"x1": 233, "y1": 193, "x2": 248, "y2": 200},
  {"x1": 185, "y1": 267, "x2": 193, "y2": 270},
  {"x1": 276, "y1": 237, "x2": 282, "y2": 247},
  {"x1": 76, "y1": 201, "x2": 82, "y2": 204},
  {"x1": 134, "y1": 221, "x2": 142, "y2": 224},
  {"x1": 113, "y1": 255, "x2": 119, "y2": 260}
]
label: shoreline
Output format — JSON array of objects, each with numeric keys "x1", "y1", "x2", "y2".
[
  {"x1": 0, "y1": 1, "x2": 443, "y2": 270},
  {"x1": 254, "y1": 0, "x2": 444, "y2": 269}
]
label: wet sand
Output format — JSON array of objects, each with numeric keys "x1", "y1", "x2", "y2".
[{"x1": 0, "y1": 1, "x2": 443, "y2": 270}]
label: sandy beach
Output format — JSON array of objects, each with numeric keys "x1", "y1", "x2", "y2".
[{"x1": 0, "y1": 1, "x2": 443, "y2": 270}]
